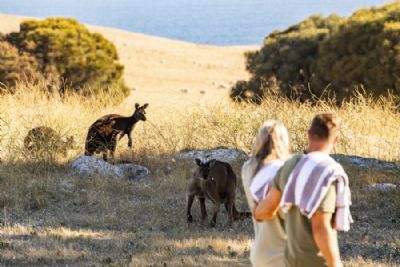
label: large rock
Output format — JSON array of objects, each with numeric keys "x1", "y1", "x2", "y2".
[
  {"x1": 175, "y1": 147, "x2": 248, "y2": 163},
  {"x1": 368, "y1": 183, "x2": 399, "y2": 191},
  {"x1": 332, "y1": 154, "x2": 400, "y2": 171},
  {"x1": 175, "y1": 150, "x2": 400, "y2": 171},
  {"x1": 71, "y1": 156, "x2": 150, "y2": 180}
]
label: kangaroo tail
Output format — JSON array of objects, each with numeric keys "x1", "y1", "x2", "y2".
[
  {"x1": 233, "y1": 203, "x2": 252, "y2": 220},
  {"x1": 239, "y1": 211, "x2": 252, "y2": 218}
]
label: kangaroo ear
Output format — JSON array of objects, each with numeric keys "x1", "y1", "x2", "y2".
[
  {"x1": 207, "y1": 159, "x2": 217, "y2": 167},
  {"x1": 135, "y1": 103, "x2": 140, "y2": 109},
  {"x1": 66, "y1": 136, "x2": 75, "y2": 146},
  {"x1": 142, "y1": 103, "x2": 149, "y2": 109},
  {"x1": 195, "y1": 158, "x2": 202, "y2": 166}
]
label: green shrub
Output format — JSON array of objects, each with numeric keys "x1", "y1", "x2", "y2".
[
  {"x1": 313, "y1": 3, "x2": 400, "y2": 99},
  {"x1": 0, "y1": 39, "x2": 42, "y2": 91},
  {"x1": 6, "y1": 18, "x2": 129, "y2": 98},
  {"x1": 232, "y1": 2, "x2": 400, "y2": 103}
]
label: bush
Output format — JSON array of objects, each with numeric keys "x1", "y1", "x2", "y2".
[
  {"x1": 232, "y1": 2, "x2": 400, "y2": 103},
  {"x1": 313, "y1": 3, "x2": 400, "y2": 99},
  {"x1": 6, "y1": 18, "x2": 129, "y2": 98},
  {"x1": 0, "y1": 39, "x2": 42, "y2": 90}
]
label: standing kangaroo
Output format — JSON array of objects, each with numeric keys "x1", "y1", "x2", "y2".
[
  {"x1": 187, "y1": 158, "x2": 251, "y2": 227},
  {"x1": 84, "y1": 103, "x2": 149, "y2": 162}
]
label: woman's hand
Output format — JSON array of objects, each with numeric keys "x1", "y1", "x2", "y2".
[{"x1": 252, "y1": 202, "x2": 263, "y2": 222}]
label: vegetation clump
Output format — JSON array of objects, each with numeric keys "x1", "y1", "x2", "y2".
[
  {"x1": 0, "y1": 39, "x2": 41, "y2": 90},
  {"x1": 1, "y1": 18, "x2": 129, "y2": 100},
  {"x1": 231, "y1": 2, "x2": 400, "y2": 103}
]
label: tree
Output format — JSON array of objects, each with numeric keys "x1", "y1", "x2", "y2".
[
  {"x1": 6, "y1": 18, "x2": 129, "y2": 97},
  {"x1": 0, "y1": 39, "x2": 41, "y2": 91},
  {"x1": 232, "y1": 2, "x2": 400, "y2": 104},
  {"x1": 313, "y1": 3, "x2": 400, "y2": 99}
]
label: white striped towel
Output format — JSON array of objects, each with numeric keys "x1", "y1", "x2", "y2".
[
  {"x1": 249, "y1": 160, "x2": 284, "y2": 203},
  {"x1": 280, "y1": 152, "x2": 353, "y2": 231}
]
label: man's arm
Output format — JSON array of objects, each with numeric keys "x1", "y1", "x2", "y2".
[
  {"x1": 312, "y1": 211, "x2": 342, "y2": 267},
  {"x1": 253, "y1": 187, "x2": 282, "y2": 221}
]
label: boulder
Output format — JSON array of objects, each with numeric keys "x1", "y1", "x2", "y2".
[
  {"x1": 71, "y1": 156, "x2": 150, "y2": 180},
  {"x1": 368, "y1": 183, "x2": 399, "y2": 191},
  {"x1": 176, "y1": 147, "x2": 248, "y2": 163},
  {"x1": 332, "y1": 154, "x2": 400, "y2": 171}
]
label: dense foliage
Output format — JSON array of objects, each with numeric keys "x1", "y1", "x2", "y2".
[
  {"x1": 1, "y1": 18, "x2": 129, "y2": 98},
  {"x1": 231, "y1": 2, "x2": 400, "y2": 103},
  {"x1": 0, "y1": 39, "x2": 42, "y2": 90}
]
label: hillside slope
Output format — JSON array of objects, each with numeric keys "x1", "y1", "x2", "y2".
[{"x1": 0, "y1": 13, "x2": 257, "y2": 110}]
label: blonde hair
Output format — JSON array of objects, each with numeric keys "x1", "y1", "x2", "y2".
[{"x1": 250, "y1": 120, "x2": 290, "y2": 178}]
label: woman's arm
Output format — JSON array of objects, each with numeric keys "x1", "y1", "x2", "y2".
[{"x1": 253, "y1": 187, "x2": 282, "y2": 221}]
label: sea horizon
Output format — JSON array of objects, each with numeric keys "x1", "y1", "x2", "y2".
[{"x1": 0, "y1": 0, "x2": 388, "y2": 45}]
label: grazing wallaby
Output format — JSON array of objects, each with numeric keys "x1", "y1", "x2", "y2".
[
  {"x1": 24, "y1": 126, "x2": 76, "y2": 156},
  {"x1": 187, "y1": 158, "x2": 251, "y2": 227},
  {"x1": 84, "y1": 103, "x2": 149, "y2": 162}
]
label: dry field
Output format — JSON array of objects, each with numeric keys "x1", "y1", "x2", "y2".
[
  {"x1": 0, "y1": 84, "x2": 399, "y2": 266},
  {"x1": 0, "y1": 14, "x2": 399, "y2": 267}
]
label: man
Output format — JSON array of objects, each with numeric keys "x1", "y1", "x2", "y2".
[{"x1": 254, "y1": 113, "x2": 352, "y2": 267}]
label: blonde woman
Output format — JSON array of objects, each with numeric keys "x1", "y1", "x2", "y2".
[{"x1": 241, "y1": 120, "x2": 290, "y2": 267}]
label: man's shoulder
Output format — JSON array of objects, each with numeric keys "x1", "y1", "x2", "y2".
[
  {"x1": 273, "y1": 153, "x2": 304, "y2": 191},
  {"x1": 282, "y1": 153, "x2": 303, "y2": 173}
]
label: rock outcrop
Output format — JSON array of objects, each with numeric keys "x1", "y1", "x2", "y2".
[
  {"x1": 71, "y1": 156, "x2": 150, "y2": 180},
  {"x1": 176, "y1": 147, "x2": 248, "y2": 163}
]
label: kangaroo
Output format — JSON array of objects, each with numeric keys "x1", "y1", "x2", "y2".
[
  {"x1": 84, "y1": 103, "x2": 149, "y2": 162},
  {"x1": 24, "y1": 126, "x2": 76, "y2": 156},
  {"x1": 187, "y1": 158, "x2": 251, "y2": 227}
]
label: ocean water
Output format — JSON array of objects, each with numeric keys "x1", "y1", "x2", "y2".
[{"x1": 0, "y1": 0, "x2": 387, "y2": 45}]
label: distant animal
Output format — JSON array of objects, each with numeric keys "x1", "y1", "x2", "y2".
[
  {"x1": 187, "y1": 158, "x2": 251, "y2": 227},
  {"x1": 84, "y1": 103, "x2": 149, "y2": 162},
  {"x1": 24, "y1": 126, "x2": 76, "y2": 156}
]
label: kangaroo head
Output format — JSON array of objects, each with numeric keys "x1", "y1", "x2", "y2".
[
  {"x1": 134, "y1": 103, "x2": 149, "y2": 121},
  {"x1": 195, "y1": 158, "x2": 216, "y2": 179},
  {"x1": 65, "y1": 136, "x2": 77, "y2": 149}
]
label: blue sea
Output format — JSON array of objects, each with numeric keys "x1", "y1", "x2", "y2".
[{"x1": 0, "y1": 0, "x2": 388, "y2": 45}]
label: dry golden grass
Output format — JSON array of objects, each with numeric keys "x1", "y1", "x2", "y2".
[
  {"x1": 0, "y1": 83, "x2": 399, "y2": 266},
  {"x1": 2, "y1": 83, "x2": 400, "y2": 162}
]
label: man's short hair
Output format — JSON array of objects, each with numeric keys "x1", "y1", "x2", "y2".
[{"x1": 309, "y1": 113, "x2": 341, "y2": 140}]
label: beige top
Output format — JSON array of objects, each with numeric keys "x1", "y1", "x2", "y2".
[{"x1": 242, "y1": 160, "x2": 287, "y2": 267}]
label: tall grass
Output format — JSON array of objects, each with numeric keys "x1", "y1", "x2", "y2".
[
  {"x1": 1, "y1": 82, "x2": 400, "y2": 163},
  {"x1": 0, "y1": 82, "x2": 399, "y2": 266}
]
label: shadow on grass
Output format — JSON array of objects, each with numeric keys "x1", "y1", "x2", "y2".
[{"x1": 0, "y1": 152, "x2": 399, "y2": 266}]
